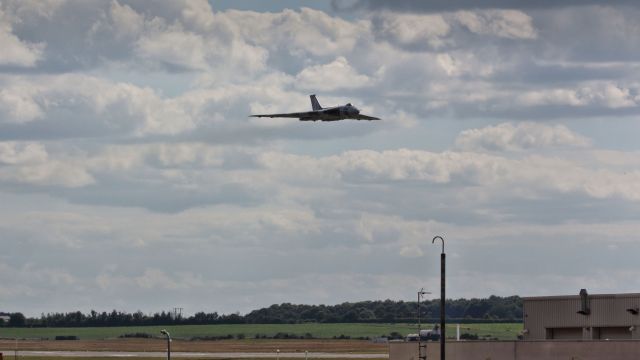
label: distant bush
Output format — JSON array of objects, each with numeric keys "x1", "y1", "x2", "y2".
[
  {"x1": 119, "y1": 332, "x2": 153, "y2": 338},
  {"x1": 236, "y1": 333, "x2": 245, "y2": 340},
  {"x1": 55, "y1": 335, "x2": 78, "y2": 340},
  {"x1": 273, "y1": 332, "x2": 302, "y2": 339},
  {"x1": 478, "y1": 334, "x2": 499, "y2": 341},
  {"x1": 247, "y1": 332, "x2": 315, "y2": 340},
  {"x1": 459, "y1": 333, "x2": 478, "y2": 340},
  {"x1": 333, "y1": 334, "x2": 351, "y2": 340},
  {"x1": 191, "y1": 334, "x2": 234, "y2": 341}
]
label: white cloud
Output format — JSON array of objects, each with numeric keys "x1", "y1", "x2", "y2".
[
  {"x1": 258, "y1": 147, "x2": 640, "y2": 203},
  {"x1": 455, "y1": 122, "x2": 591, "y2": 152},
  {"x1": 0, "y1": 74, "x2": 200, "y2": 135},
  {"x1": 0, "y1": 8, "x2": 45, "y2": 67},
  {"x1": 436, "y1": 51, "x2": 496, "y2": 77},
  {"x1": 226, "y1": 7, "x2": 368, "y2": 58},
  {"x1": 454, "y1": 9, "x2": 537, "y2": 39},
  {"x1": 136, "y1": 29, "x2": 210, "y2": 71},
  {"x1": 0, "y1": 141, "x2": 93, "y2": 188},
  {"x1": 0, "y1": 85, "x2": 44, "y2": 123},
  {"x1": 0, "y1": 142, "x2": 47, "y2": 164},
  {"x1": 372, "y1": 12, "x2": 450, "y2": 49},
  {"x1": 105, "y1": 1, "x2": 144, "y2": 41},
  {"x1": 0, "y1": 158, "x2": 95, "y2": 188},
  {"x1": 295, "y1": 57, "x2": 372, "y2": 91},
  {"x1": 1, "y1": 0, "x2": 67, "y2": 20},
  {"x1": 517, "y1": 83, "x2": 639, "y2": 109},
  {"x1": 134, "y1": 268, "x2": 203, "y2": 290},
  {"x1": 172, "y1": 0, "x2": 216, "y2": 32}
]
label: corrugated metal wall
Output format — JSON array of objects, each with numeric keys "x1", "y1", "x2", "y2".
[
  {"x1": 390, "y1": 340, "x2": 640, "y2": 360},
  {"x1": 523, "y1": 293, "x2": 640, "y2": 340}
]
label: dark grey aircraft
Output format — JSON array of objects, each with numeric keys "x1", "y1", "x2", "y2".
[{"x1": 250, "y1": 95, "x2": 380, "y2": 121}]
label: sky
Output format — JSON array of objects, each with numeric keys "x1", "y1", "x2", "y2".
[{"x1": 1, "y1": 0, "x2": 640, "y2": 317}]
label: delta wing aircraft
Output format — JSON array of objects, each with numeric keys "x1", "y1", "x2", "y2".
[{"x1": 250, "y1": 95, "x2": 380, "y2": 121}]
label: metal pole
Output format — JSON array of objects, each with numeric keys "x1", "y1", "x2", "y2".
[
  {"x1": 433, "y1": 236, "x2": 445, "y2": 360},
  {"x1": 167, "y1": 336, "x2": 171, "y2": 360},
  {"x1": 418, "y1": 289, "x2": 422, "y2": 332},
  {"x1": 418, "y1": 289, "x2": 422, "y2": 360},
  {"x1": 417, "y1": 288, "x2": 430, "y2": 360},
  {"x1": 160, "y1": 330, "x2": 171, "y2": 360}
]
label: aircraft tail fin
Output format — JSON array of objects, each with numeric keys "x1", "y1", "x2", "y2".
[{"x1": 310, "y1": 94, "x2": 322, "y2": 110}]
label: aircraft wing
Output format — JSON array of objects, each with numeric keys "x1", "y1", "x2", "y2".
[
  {"x1": 250, "y1": 112, "x2": 312, "y2": 118},
  {"x1": 354, "y1": 114, "x2": 381, "y2": 120}
]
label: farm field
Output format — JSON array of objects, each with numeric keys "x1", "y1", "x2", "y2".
[{"x1": 0, "y1": 323, "x2": 521, "y2": 342}]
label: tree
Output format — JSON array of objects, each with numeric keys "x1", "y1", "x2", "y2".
[{"x1": 8, "y1": 313, "x2": 26, "y2": 327}]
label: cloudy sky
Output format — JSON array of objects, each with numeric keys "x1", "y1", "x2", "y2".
[{"x1": 2, "y1": 0, "x2": 640, "y2": 316}]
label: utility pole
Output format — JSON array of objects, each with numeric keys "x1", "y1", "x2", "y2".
[
  {"x1": 432, "y1": 236, "x2": 445, "y2": 360},
  {"x1": 173, "y1": 307, "x2": 183, "y2": 319}
]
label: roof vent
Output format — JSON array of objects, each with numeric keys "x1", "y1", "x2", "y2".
[{"x1": 577, "y1": 288, "x2": 590, "y2": 315}]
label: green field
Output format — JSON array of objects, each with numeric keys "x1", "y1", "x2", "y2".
[{"x1": 0, "y1": 323, "x2": 522, "y2": 341}]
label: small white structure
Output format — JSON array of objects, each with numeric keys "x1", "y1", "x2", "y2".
[{"x1": 0, "y1": 312, "x2": 10, "y2": 323}]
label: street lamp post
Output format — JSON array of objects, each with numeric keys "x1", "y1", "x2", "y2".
[
  {"x1": 432, "y1": 236, "x2": 445, "y2": 360},
  {"x1": 160, "y1": 329, "x2": 171, "y2": 360}
]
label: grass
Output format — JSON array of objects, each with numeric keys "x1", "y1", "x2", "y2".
[
  {"x1": 0, "y1": 323, "x2": 522, "y2": 341},
  {"x1": 453, "y1": 323, "x2": 523, "y2": 340}
]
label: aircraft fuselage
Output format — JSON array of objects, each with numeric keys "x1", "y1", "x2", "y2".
[
  {"x1": 299, "y1": 105, "x2": 361, "y2": 121},
  {"x1": 250, "y1": 95, "x2": 381, "y2": 121}
]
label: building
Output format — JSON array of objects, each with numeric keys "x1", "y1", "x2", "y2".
[
  {"x1": 522, "y1": 289, "x2": 640, "y2": 340},
  {"x1": 389, "y1": 289, "x2": 640, "y2": 360}
]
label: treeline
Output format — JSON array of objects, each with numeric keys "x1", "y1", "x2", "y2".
[
  {"x1": 244, "y1": 296, "x2": 522, "y2": 323},
  {"x1": 4, "y1": 295, "x2": 522, "y2": 327}
]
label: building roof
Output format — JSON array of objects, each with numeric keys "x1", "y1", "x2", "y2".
[{"x1": 523, "y1": 292, "x2": 640, "y2": 301}]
